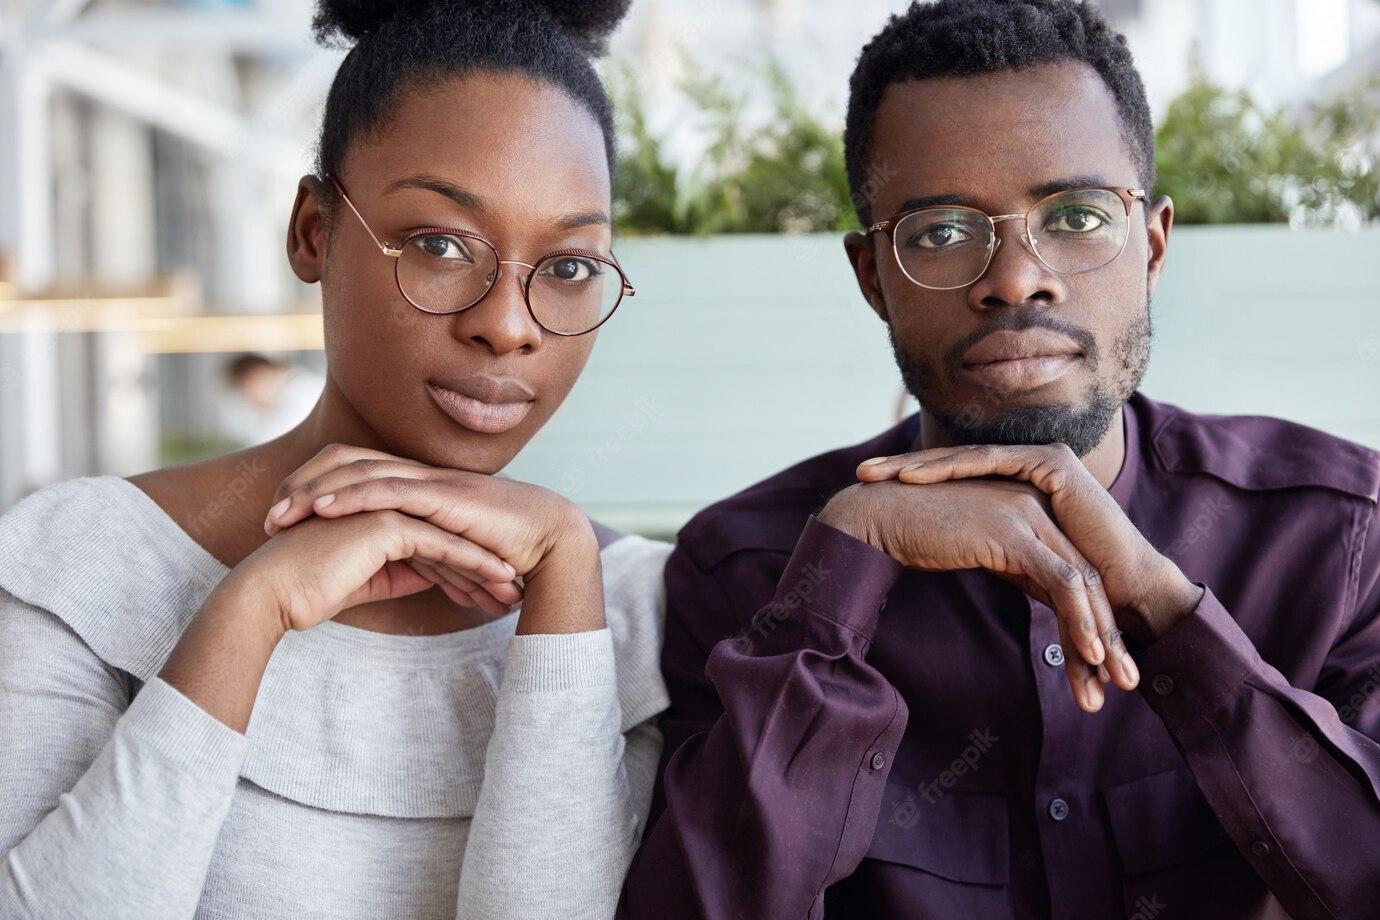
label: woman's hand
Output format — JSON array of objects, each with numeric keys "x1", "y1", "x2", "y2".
[
  {"x1": 228, "y1": 508, "x2": 520, "y2": 633},
  {"x1": 261, "y1": 444, "x2": 603, "y2": 629}
]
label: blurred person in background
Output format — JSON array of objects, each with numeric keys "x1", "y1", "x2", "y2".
[
  {"x1": 222, "y1": 353, "x2": 327, "y2": 445},
  {"x1": 624, "y1": 1, "x2": 1380, "y2": 918},
  {"x1": 0, "y1": 1, "x2": 671, "y2": 918}
]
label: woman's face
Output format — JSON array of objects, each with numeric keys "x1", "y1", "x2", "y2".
[{"x1": 292, "y1": 72, "x2": 613, "y2": 474}]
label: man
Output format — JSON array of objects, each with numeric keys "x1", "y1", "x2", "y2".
[{"x1": 620, "y1": 1, "x2": 1380, "y2": 918}]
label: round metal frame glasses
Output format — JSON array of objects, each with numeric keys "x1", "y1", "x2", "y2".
[
  {"x1": 329, "y1": 176, "x2": 635, "y2": 336},
  {"x1": 867, "y1": 186, "x2": 1148, "y2": 291}
]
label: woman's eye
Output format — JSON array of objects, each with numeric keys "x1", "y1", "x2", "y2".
[
  {"x1": 911, "y1": 224, "x2": 973, "y2": 250},
  {"x1": 1045, "y1": 208, "x2": 1108, "y2": 233},
  {"x1": 544, "y1": 257, "x2": 601, "y2": 282},
  {"x1": 412, "y1": 235, "x2": 473, "y2": 261}
]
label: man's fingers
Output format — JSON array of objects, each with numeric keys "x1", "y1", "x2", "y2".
[
  {"x1": 1018, "y1": 536, "x2": 1106, "y2": 669},
  {"x1": 1033, "y1": 518, "x2": 1140, "y2": 691},
  {"x1": 1056, "y1": 614, "x2": 1104, "y2": 713}
]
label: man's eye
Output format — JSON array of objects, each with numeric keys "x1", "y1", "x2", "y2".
[
  {"x1": 543, "y1": 257, "x2": 601, "y2": 282},
  {"x1": 411, "y1": 234, "x2": 473, "y2": 261},
  {"x1": 910, "y1": 224, "x2": 974, "y2": 250},
  {"x1": 1045, "y1": 208, "x2": 1108, "y2": 233}
]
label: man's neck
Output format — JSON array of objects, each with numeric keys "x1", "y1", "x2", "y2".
[{"x1": 917, "y1": 405, "x2": 1127, "y2": 490}]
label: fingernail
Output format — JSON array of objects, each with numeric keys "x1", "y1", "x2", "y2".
[
  {"x1": 1092, "y1": 637, "x2": 1106, "y2": 665},
  {"x1": 1124, "y1": 655, "x2": 1140, "y2": 687},
  {"x1": 313, "y1": 494, "x2": 335, "y2": 509},
  {"x1": 264, "y1": 521, "x2": 279, "y2": 536},
  {"x1": 859, "y1": 457, "x2": 889, "y2": 466},
  {"x1": 269, "y1": 499, "x2": 291, "y2": 518},
  {"x1": 1086, "y1": 679, "x2": 1105, "y2": 712}
]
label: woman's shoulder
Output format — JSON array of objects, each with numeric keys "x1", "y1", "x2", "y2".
[{"x1": 0, "y1": 475, "x2": 227, "y2": 680}]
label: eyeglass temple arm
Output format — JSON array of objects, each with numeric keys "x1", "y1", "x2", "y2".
[{"x1": 328, "y1": 177, "x2": 401, "y2": 257}]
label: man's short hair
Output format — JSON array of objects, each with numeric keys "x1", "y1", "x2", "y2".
[{"x1": 844, "y1": 0, "x2": 1156, "y2": 226}]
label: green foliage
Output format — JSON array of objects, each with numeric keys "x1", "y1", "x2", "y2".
[
  {"x1": 609, "y1": 58, "x2": 857, "y2": 236},
  {"x1": 1155, "y1": 63, "x2": 1379, "y2": 225}
]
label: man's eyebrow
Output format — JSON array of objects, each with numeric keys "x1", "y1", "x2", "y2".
[
  {"x1": 382, "y1": 174, "x2": 487, "y2": 212},
  {"x1": 894, "y1": 193, "x2": 979, "y2": 213},
  {"x1": 1029, "y1": 175, "x2": 1115, "y2": 199},
  {"x1": 890, "y1": 177, "x2": 1117, "y2": 216}
]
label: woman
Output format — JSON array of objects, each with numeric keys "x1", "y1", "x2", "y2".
[{"x1": 0, "y1": 1, "x2": 669, "y2": 917}]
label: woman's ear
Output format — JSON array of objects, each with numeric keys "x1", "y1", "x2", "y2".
[{"x1": 286, "y1": 176, "x2": 331, "y2": 284}]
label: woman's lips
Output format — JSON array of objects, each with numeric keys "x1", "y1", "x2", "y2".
[{"x1": 428, "y1": 381, "x2": 534, "y2": 435}]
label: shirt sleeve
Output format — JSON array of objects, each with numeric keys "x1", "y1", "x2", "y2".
[
  {"x1": 0, "y1": 589, "x2": 249, "y2": 920},
  {"x1": 619, "y1": 516, "x2": 908, "y2": 920},
  {"x1": 1135, "y1": 500, "x2": 1380, "y2": 917},
  {"x1": 456, "y1": 628, "x2": 662, "y2": 920}
]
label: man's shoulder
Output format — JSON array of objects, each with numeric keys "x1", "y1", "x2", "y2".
[
  {"x1": 1136, "y1": 393, "x2": 1380, "y2": 503},
  {"x1": 674, "y1": 416, "x2": 920, "y2": 573}
]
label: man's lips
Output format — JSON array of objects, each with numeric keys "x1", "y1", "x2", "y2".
[
  {"x1": 959, "y1": 329, "x2": 1084, "y2": 393},
  {"x1": 428, "y1": 375, "x2": 536, "y2": 435}
]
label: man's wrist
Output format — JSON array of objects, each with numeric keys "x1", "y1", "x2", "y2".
[
  {"x1": 818, "y1": 484, "x2": 880, "y2": 549},
  {"x1": 1121, "y1": 559, "x2": 1205, "y2": 644}
]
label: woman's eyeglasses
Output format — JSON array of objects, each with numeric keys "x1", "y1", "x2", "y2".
[{"x1": 329, "y1": 176, "x2": 635, "y2": 336}]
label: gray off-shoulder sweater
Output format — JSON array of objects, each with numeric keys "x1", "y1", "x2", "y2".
[{"x1": 0, "y1": 476, "x2": 672, "y2": 920}]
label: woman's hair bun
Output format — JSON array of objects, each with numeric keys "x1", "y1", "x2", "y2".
[
  {"x1": 313, "y1": 0, "x2": 632, "y2": 52},
  {"x1": 312, "y1": 0, "x2": 431, "y2": 46},
  {"x1": 533, "y1": 0, "x2": 633, "y2": 53}
]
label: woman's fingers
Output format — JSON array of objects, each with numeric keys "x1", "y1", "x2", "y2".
[{"x1": 266, "y1": 456, "x2": 430, "y2": 535}]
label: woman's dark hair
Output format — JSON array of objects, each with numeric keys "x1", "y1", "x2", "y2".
[
  {"x1": 312, "y1": 0, "x2": 630, "y2": 192},
  {"x1": 844, "y1": 0, "x2": 1155, "y2": 226}
]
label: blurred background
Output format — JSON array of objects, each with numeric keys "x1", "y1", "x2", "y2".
[{"x1": 0, "y1": 0, "x2": 1377, "y2": 537}]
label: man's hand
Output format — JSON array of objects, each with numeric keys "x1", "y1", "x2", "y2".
[
  {"x1": 820, "y1": 477, "x2": 1137, "y2": 713},
  {"x1": 856, "y1": 442, "x2": 1205, "y2": 646}
]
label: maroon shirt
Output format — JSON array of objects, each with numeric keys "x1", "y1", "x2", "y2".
[{"x1": 622, "y1": 392, "x2": 1380, "y2": 920}]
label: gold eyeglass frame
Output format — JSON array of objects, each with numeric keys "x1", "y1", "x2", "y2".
[
  {"x1": 868, "y1": 186, "x2": 1148, "y2": 290},
  {"x1": 328, "y1": 175, "x2": 636, "y2": 336}
]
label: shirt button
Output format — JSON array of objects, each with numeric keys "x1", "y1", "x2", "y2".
[
  {"x1": 1152, "y1": 674, "x2": 1175, "y2": 696},
  {"x1": 1043, "y1": 644, "x2": 1065, "y2": 667},
  {"x1": 1250, "y1": 840, "x2": 1271, "y2": 858},
  {"x1": 1048, "y1": 798, "x2": 1070, "y2": 821},
  {"x1": 870, "y1": 751, "x2": 886, "y2": 771}
]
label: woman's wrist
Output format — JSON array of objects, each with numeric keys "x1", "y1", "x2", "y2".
[
  {"x1": 515, "y1": 512, "x2": 604, "y2": 635},
  {"x1": 158, "y1": 577, "x2": 286, "y2": 733}
]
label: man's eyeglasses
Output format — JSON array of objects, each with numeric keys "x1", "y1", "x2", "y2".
[
  {"x1": 868, "y1": 186, "x2": 1148, "y2": 290},
  {"x1": 328, "y1": 176, "x2": 635, "y2": 336}
]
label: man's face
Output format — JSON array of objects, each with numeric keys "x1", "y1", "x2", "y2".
[{"x1": 845, "y1": 62, "x2": 1173, "y2": 456}]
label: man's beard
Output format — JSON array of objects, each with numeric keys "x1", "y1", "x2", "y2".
[{"x1": 891, "y1": 303, "x2": 1153, "y2": 458}]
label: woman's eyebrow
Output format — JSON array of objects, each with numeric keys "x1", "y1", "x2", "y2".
[
  {"x1": 379, "y1": 173, "x2": 609, "y2": 232},
  {"x1": 553, "y1": 210, "x2": 611, "y2": 232},
  {"x1": 382, "y1": 174, "x2": 487, "y2": 212}
]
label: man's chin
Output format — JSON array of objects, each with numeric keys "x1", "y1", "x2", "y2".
[{"x1": 927, "y1": 391, "x2": 1122, "y2": 459}]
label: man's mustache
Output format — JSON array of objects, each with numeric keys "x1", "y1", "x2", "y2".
[{"x1": 944, "y1": 308, "x2": 1100, "y2": 372}]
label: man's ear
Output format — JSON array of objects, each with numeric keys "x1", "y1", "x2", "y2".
[
  {"x1": 843, "y1": 230, "x2": 891, "y2": 324},
  {"x1": 1144, "y1": 194, "x2": 1173, "y2": 298},
  {"x1": 286, "y1": 175, "x2": 331, "y2": 284}
]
